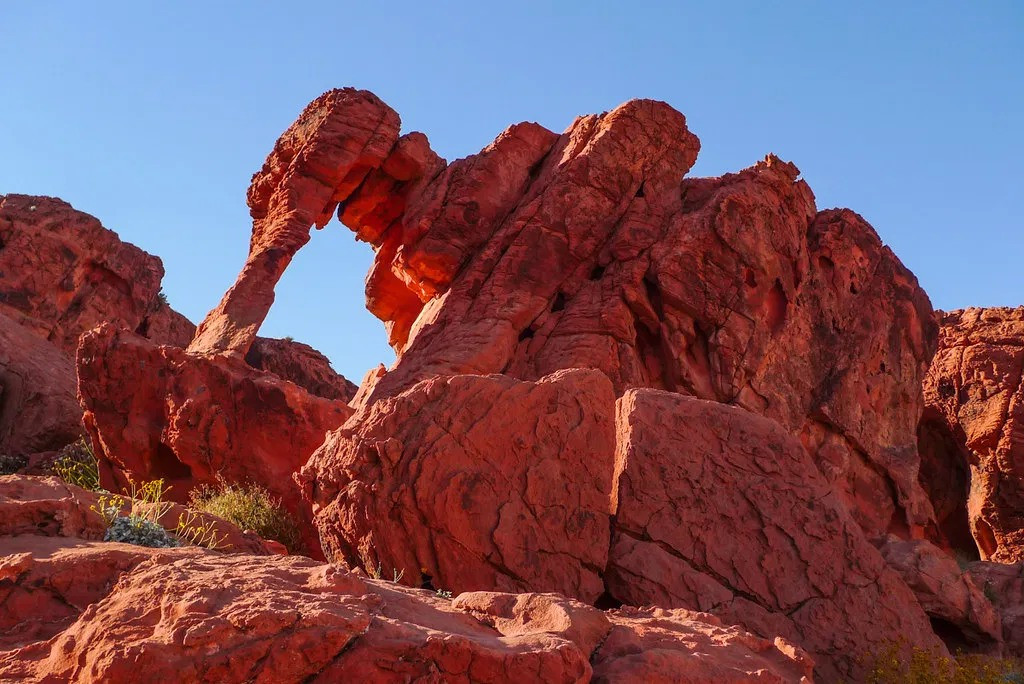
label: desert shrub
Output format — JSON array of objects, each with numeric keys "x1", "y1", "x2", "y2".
[
  {"x1": 189, "y1": 480, "x2": 300, "y2": 551},
  {"x1": 0, "y1": 453, "x2": 28, "y2": 475},
  {"x1": 92, "y1": 478, "x2": 180, "y2": 549},
  {"x1": 174, "y1": 509, "x2": 228, "y2": 550},
  {"x1": 866, "y1": 642, "x2": 1024, "y2": 683},
  {"x1": 51, "y1": 438, "x2": 102, "y2": 491},
  {"x1": 104, "y1": 514, "x2": 179, "y2": 548}
]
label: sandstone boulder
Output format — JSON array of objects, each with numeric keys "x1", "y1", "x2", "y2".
[
  {"x1": 246, "y1": 336, "x2": 358, "y2": 401},
  {"x1": 299, "y1": 369, "x2": 617, "y2": 602},
  {"x1": 605, "y1": 390, "x2": 945, "y2": 681},
  {"x1": 876, "y1": 536, "x2": 1001, "y2": 652},
  {"x1": 966, "y1": 561, "x2": 1024, "y2": 657},
  {"x1": 922, "y1": 307, "x2": 1024, "y2": 561}
]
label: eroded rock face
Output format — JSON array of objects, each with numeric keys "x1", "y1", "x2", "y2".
[
  {"x1": 922, "y1": 307, "x2": 1024, "y2": 561},
  {"x1": 77, "y1": 325, "x2": 351, "y2": 557},
  {"x1": 299, "y1": 369, "x2": 618, "y2": 603},
  {"x1": 966, "y1": 561, "x2": 1024, "y2": 657},
  {"x1": 0, "y1": 194, "x2": 167, "y2": 353},
  {"x1": 605, "y1": 390, "x2": 944, "y2": 681},
  {"x1": 0, "y1": 312, "x2": 82, "y2": 458},
  {"x1": 246, "y1": 337, "x2": 358, "y2": 401},
  {"x1": 876, "y1": 536, "x2": 1001, "y2": 653}
]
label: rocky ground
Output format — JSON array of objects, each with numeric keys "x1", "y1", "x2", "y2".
[{"x1": 1, "y1": 87, "x2": 1022, "y2": 682}]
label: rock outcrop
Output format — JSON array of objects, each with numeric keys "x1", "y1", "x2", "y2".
[
  {"x1": 876, "y1": 536, "x2": 1001, "y2": 652},
  {"x1": 922, "y1": 307, "x2": 1024, "y2": 561},
  {"x1": 966, "y1": 560, "x2": 1024, "y2": 657},
  {"x1": 0, "y1": 477, "x2": 813, "y2": 683},
  {"x1": 0, "y1": 194, "x2": 168, "y2": 352},
  {"x1": 0, "y1": 311, "x2": 82, "y2": 458},
  {"x1": 299, "y1": 369, "x2": 618, "y2": 603},
  {"x1": 246, "y1": 337, "x2": 358, "y2": 401},
  {"x1": 77, "y1": 325, "x2": 351, "y2": 556},
  {"x1": 605, "y1": 391, "x2": 944, "y2": 681},
  {"x1": 302, "y1": 371, "x2": 945, "y2": 680},
  {"x1": 303, "y1": 93, "x2": 938, "y2": 543}
]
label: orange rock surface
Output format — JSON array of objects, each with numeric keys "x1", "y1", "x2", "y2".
[{"x1": 923, "y1": 307, "x2": 1024, "y2": 561}]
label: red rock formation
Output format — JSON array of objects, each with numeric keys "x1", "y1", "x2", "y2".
[
  {"x1": 877, "y1": 536, "x2": 1001, "y2": 652},
  {"x1": 922, "y1": 307, "x2": 1024, "y2": 561},
  {"x1": 302, "y1": 369, "x2": 943, "y2": 679},
  {"x1": 0, "y1": 312, "x2": 82, "y2": 458},
  {"x1": 299, "y1": 369, "x2": 618, "y2": 602},
  {"x1": 77, "y1": 325, "x2": 351, "y2": 557},
  {"x1": 0, "y1": 194, "x2": 168, "y2": 352},
  {"x1": 0, "y1": 542, "x2": 812, "y2": 683},
  {"x1": 606, "y1": 390, "x2": 944, "y2": 681},
  {"x1": 966, "y1": 561, "x2": 1024, "y2": 657},
  {"x1": 246, "y1": 336, "x2": 357, "y2": 401},
  {"x1": 321, "y1": 96, "x2": 937, "y2": 542},
  {"x1": 0, "y1": 481, "x2": 812, "y2": 682},
  {"x1": 188, "y1": 89, "x2": 401, "y2": 356}
]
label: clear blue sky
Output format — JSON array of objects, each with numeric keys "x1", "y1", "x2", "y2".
[{"x1": 2, "y1": 2, "x2": 1021, "y2": 382}]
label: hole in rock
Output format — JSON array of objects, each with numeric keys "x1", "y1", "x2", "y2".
[
  {"x1": 642, "y1": 273, "x2": 665, "y2": 322},
  {"x1": 929, "y1": 617, "x2": 988, "y2": 654},
  {"x1": 594, "y1": 591, "x2": 623, "y2": 610},
  {"x1": 765, "y1": 280, "x2": 788, "y2": 333},
  {"x1": 550, "y1": 292, "x2": 566, "y2": 313},
  {"x1": 916, "y1": 409, "x2": 977, "y2": 556},
  {"x1": 517, "y1": 327, "x2": 535, "y2": 342},
  {"x1": 743, "y1": 268, "x2": 757, "y2": 289},
  {"x1": 151, "y1": 442, "x2": 194, "y2": 483},
  {"x1": 589, "y1": 264, "x2": 606, "y2": 281},
  {"x1": 634, "y1": 182, "x2": 645, "y2": 198},
  {"x1": 849, "y1": 282, "x2": 858, "y2": 295}
]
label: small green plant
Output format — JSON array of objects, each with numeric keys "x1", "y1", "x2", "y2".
[
  {"x1": 367, "y1": 560, "x2": 404, "y2": 583},
  {"x1": 156, "y1": 289, "x2": 169, "y2": 306},
  {"x1": 281, "y1": 335, "x2": 295, "y2": 343},
  {"x1": 435, "y1": 589, "x2": 453, "y2": 599},
  {"x1": 52, "y1": 438, "x2": 101, "y2": 491},
  {"x1": 90, "y1": 478, "x2": 180, "y2": 549},
  {"x1": 174, "y1": 509, "x2": 229, "y2": 550},
  {"x1": 189, "y1": 479, "x2": 300, "y2": 552},
  {"x1": 104, "y1": 514, "x2": 179, "y2": 547}
]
